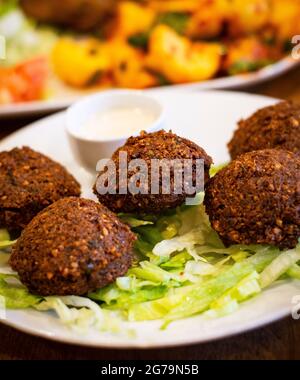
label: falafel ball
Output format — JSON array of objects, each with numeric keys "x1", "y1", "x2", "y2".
[
  {"x1": 10, "y1": 197, "x2": 136, "y2": 296},
  {"x1": 204, "y1": 149, "x2": 300, "y2": 250},
  {"x1": 0, "y1": 147, "x2": 81, "y2": 234},
  {"x1": 228, "y1": 101, "x2": 300, "y2": 159},
  {"x1": 20, "y1": 0, "x2": 118, "y2": 31},
  {"x1": 94, "y1": 130, "x2": 213, "y2": 214}
]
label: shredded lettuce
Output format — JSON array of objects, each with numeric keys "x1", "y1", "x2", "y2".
[
  {"x1": 92, "y1": 207, "x2": 290, "y2": 328},
  {"x1": 184, "y1": 260, "x2": 218, "y2": 277},
  {"x1": 0, "y1": 240, "x2": 16, "y2": 248},
  {"x1": 287, "y1": 264, "x2": 300, "y2": 280},
  {"x1": 260, "y1": 246, "x2": 300, "y2": 288},
  {"x1": 0, "y1": 0, "x2": 18, "y2": 18},
  {"x1": 0, "y1": 201, "x2": 299, "y2": 333},
  {"x1": 35, "y1": 296, "x2": 107, "y2": 334},
  {"x1": 116, "y1": 276, "x2": 158, "y2": 291},
  {"x1": 0, "y1": 239, "x2": 16, "y2": 249},
  {"x1": 0, "y1": 7, "x2": 58, "y2": 67},
  {"x1": 73, "y1": 205, "x2": 300, "y2": 327},
  {"x1": 130, "y1": 261, "x2": 183, "y2": 283},
  {"x1": 128, "y1": 285, "x2": 196, "y2": 322},
  {"x1": 204, "y1": 299, "x2": 239, "y2": 318},
  {"x1": 0, "y1": 229, "x2": 16, "y2": 248},
  {"x1": 0, "y1": 229, "x2": 10, "y2": 242},
  {"x1": 90, "y1": 285, "x2": 168, "y2": 311},
  {"x1": 153, "y1": 228, "x2": 205, "y2": 259},
  {"x1": 128, "y1": 292, "x2": 185, "y2": 322},
  {"x1": 0, "y1": 230, "x2": 16, "y2": 273},
  {"x1": 0, "y1": 274, "x2": 41, "y2": 309},
  {"x1": 209, "y1": 271, "x2": 261, "y2": 309},
  {"x1": 0, "y1": 252, "x2": 15, "y2": 274},
  {"x1": 88, "y1": 260, "x2": 185, "y2": 312},
  {"x1": 118, "y1": 214, "x2": 154, "y2": 228},
  {"x1": 209, "y1": 163, "x2": 228, "y2": 177},
  {"x1": 161, "y1": 262, "x2": 255, "y2": 327},
  {"x1": 152, "y1": 205, "x2": 222, "y2": 260},
  {"x1": 160, "y1": 248, "x2": 281, "y2": 327},
  {"x1": 161, "y1": 250, "x2": 192, "y2": 269}
]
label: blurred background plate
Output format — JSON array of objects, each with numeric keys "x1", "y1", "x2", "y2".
[{"x1": 0, "y1": 57, "x2": 298, "y2": 119}]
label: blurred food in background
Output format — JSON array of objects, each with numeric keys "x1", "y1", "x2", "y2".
[
  {"x1": 0, "y1": 57, "x2": 47, "y2": 103},
  {"x1": 0, "y1": 0, "x2": 299, "y2": 104},
  {"x1": 20, "y1": 0, "x2": 119, "y2": 31}
]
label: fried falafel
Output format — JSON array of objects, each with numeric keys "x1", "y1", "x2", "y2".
[
  {"x1": 10, "y1": 197, "x2": 136, "y2": 296},
  {"x1": 204, "y1": 149, "x2": 300, "y2": 250},
  {"x1": 20, "y1": 0, "x2": 118, "y2": 31},
  {"x1": 94, "y1": 130, "x2": 213, "y2": 214},
  {"x1": 228, "y1": 101, "x2": 300, "y2": 159},
  {"x1": 0, "y1": 146, "x2": 81, "y2": 234}
]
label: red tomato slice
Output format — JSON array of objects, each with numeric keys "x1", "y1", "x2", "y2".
[{"x1": 0, "y1": 57, "x2": 48, "y2": 104}]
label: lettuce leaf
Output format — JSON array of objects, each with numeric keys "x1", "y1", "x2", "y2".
[
  {"x1": 0, "y1": 229, "x2": 10, "y2": 242},
  {"x1": 0, "y1": 229, "x2": 16, "y2": 249},
  {"x1": 0, "y1": 200, "x2": 298, "y2": 333},
  {"x1": 118, "y1": 214, "x2": 154, "y2": 228},
  {"x1": 260, "y1": 246, "x2": 300, "y2": 288},
  {"x1": 162, "y1": 261, "x2": 256, "y2": 327},
  {"x1": 287, "y1": 264, "x2": 300, "y2": 280},
  {"x1": 88, "y1": 205, "x2": 298, "y2": 328},
  {"x1": 0, "y1": 274, "x2": 41, "y2": 309},
  {"x1": 34, "y1": 296, "x2": 108, "y2": 333},
  {"x1": 209, "y1": 163, "x2": 228, "y2": 177},
  {"x1": 128, "y1": 285, "x2": 195, "y2": 322},
  {"x1": 153, "y1": 228, "x2": 206, "y2": 258},
  {"x1": 160, "y1": 250, "x2": 192, "y2": 269},
  {"x1": 0, "y1": 7, "x2": 57, "y2": 67},
  {"x1": 89, "y1": 279, "x2": 168, "y2": 310}
]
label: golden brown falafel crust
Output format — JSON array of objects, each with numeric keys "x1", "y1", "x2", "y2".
[
  {"x1": 228, "y1": 101, "x2": 300, "y2": 160},
  {"x1": 94, "y1": 130, "x2": 213, "y2": 214},
  {"x1": 10, "y1": 197, "x2": 136, "y2": 296},
  {"x1": 204, "y1": 149, "x2": 300, "y2": 250},
  {"x1": 0, "y1": 147, "x2": 81, "y2": 234}
]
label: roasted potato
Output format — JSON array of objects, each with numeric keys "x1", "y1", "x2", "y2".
[
  {"x1": 52, "y1": 38, "x2": 111, "y2": 87},
  {"x1": 146, "y1": 25, "x2": 222, "y2": 83},
  {"x1": 112, "y1": 1, "x2": 155, "y2": 38},
  {"x1": 223, "y1": 37, "x2": 274, "y2": 75},
  {"x1": 227, "y1": 0, "x2": 271, "y2": 36},
  {"x1": 186, "y1": 0, "x2": 229, "y2": 39},
  {"x1": 110, "y1": 40, "x2": 157, "y2": 88},
  {"x1": 270, "y1": 0, "x2": 300, "y2": 41},
  {"x1": 147, "y1": 0, "x2": 200, "y2": 12},
  {"x1": 40, "y1": 0, "x2": 297, "y2": 90}
]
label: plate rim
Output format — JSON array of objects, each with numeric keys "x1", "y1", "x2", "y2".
[{"x1": 0, "y1": 303, "x2": 290, "y2": 349}]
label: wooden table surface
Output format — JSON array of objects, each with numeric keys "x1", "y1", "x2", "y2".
[{"x1": 1, "y1": 66, "x2": 300, "y2": 360}]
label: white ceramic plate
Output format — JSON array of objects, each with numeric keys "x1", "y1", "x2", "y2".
[
  {"x1": 0, "y1": 57, "x2": 298, "y2": 118},
  {"x1": 0, "y1": 90, "x2": 299, "y2": 348}
]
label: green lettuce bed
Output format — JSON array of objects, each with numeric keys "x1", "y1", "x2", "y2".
[{"x1": 0, "y1": 200, "x2": 299, "y2": 334}]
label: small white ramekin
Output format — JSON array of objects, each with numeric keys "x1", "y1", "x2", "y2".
[{"x1": 66, "y1": 90, "x2": 165, "y2": 171}]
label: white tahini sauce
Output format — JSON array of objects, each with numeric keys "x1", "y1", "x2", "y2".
[{"x1": 84, "y1": 106, "x2": 156, "y2": 140}]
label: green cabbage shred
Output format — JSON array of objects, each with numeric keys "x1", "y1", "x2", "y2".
[{"x1": 0, "y1": 191, "x2": 299, "y2": 332}]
